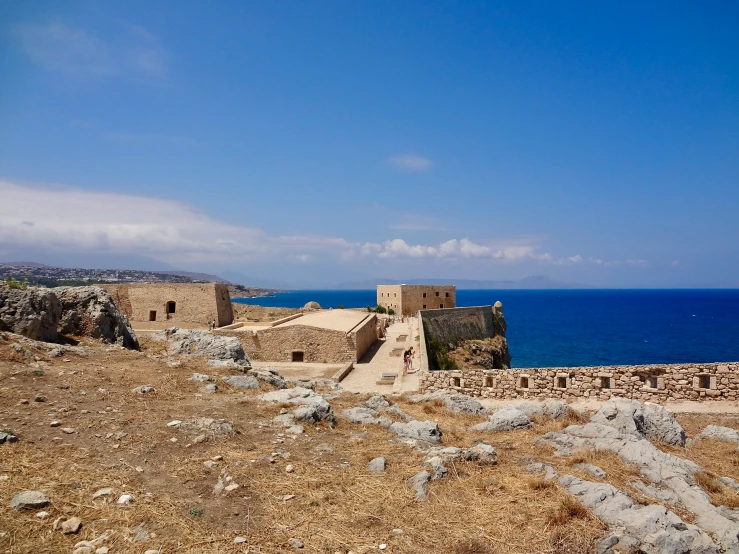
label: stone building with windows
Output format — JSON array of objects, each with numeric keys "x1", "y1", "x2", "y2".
[
  {"x1": 102, "y1": 283, "x2": 234, "y2": 327},
  {"x1": 214, "y1": 310, "x2": 378, "y2": 363},
  {"x1": 376, "y1": 284, "x2": 456, "y2": 315}
]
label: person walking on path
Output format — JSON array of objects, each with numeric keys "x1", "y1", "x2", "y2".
[
  {"x1": 408, "y1": 346, "x2": 415, "y2": 371},
  {"x1": 208, "y1": 321, "x2": 213, "y2": 332}
]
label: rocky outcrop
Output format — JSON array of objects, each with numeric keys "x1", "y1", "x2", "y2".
[
  {"x1": 0, "y1": 287, "x2": 61, "y2": 341},
  {"x1": 470, "y1": 405, "x2": 532, "y2": 432},
  {"x1": 509, "y1": 400, "x2": 570, "y2": 420},
  {"x1": 538, "y1": 411, "x2": 739, "y2": 552},
  {"x1": 55, "y1": 286, "x2": 138, "y2": 349},
  {"x1": 407, "y1": 390, "x2": 486, "y2": 415},
  {"x1": 152, "y1": 327, "x2": 249, "y2": 365},
  {"x1": 591, "y1": 397, "x2": 686, "y2": 446},
  {"x1": 389, "y1": 420, "x2": 442, "y2": 444},
  {"x1": 259, "y1": 387, "x2": 335, "y2": 426},
  {"x1": 456, "y1": 336, "x2": 511, "y2": 370},
  {"x1": 696, "y1": 425, "x2": 739, "y2": 444},
  {"x1": 559, "y1": 475, "x2": 719, "y2": 554}
]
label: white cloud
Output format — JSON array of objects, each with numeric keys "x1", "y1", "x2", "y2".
[
  {"x1": 0, "y1": 180, "x2": 350, "y2": 264},
  {"x1": 389, "y1": 155, "x2": 434, "y2": 172},
  {"x1": 1, "y1": 180, "x2": 636, "y2": 271},
  {"x1": 14, "y1": 21, "x2": 167, "y2": 79}
]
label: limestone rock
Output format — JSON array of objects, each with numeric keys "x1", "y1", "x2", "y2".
[
  {"x1": 10, "y1": 490, "x2": 50, "y2": 510},
  {"x1": 152, "y1": 327, "x2": 249, "y2": 365},
  {"x1": 424, "y1": 444, "x2": 497, "y2": 465},
  {"x1": 368, "y1": 457, "x2": 386, "y2": 473},
  {"x1": 188, "y1": 373, "x2": 212, "y2": 382},
  {"x1": 0, "y1": 287, "x2": 61, "y2": 341},
  {"x1": 61, "y1": 516, "x2": 82, "y2": 534},
  {"x1": 408, "y1": 470, "x2": 431, "y2": 500},
  {"x1": 178, "y1": 417, "x2": 234, "y2": 440},
  {"x1": 559, "y1": 475, "x2": 719, "y2": 554},
  {"x1": 591, "y1": 397, "x2": 685, "y2": 447},
  {"x1": 642, "y1": 403, "x2": 686, "y2": 446},
  {"x1": 696, "y1": 425, "x2": 739, "y2": 444},
  {"x1": 199, "y1": 383, "x2": 217, "y2": 394},
  {"x1": 425, "y1": 457, "x2": 449, "y2": 480},
  {"x1": 248, "y1": 368, "x2": 286, "y2": 389},
  {"x1": 221, "y1": 375, "x2": 260, "y2": 390},
  {"x1": 573, "y1": 463, "x2": 607, "y2": 479},
  {"x1": 341, "y1": 407, "x2": 392, "y2": 427},
  {"x1": 389, "y1": 420, "x2": 442, "y2": 444},
  {"x1": 55, "y1": 286, "x2": 138, "y2": 348},
  {"x1": 470, "y1": 405, "x2": 532, "y2": 432},
  {"x1": 361, "y1": 395, "x2": 391, "y2": 411}
]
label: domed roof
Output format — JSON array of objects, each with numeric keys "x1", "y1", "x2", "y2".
[{"x1": 303, "y1": 301, "x2": 321, "y2": 310}]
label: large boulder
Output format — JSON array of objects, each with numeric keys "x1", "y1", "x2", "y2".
[
  {"x1": 55, "y1": 286, "x2": 138, "y2": 349},
  {"x1": 470, "y1": 406, "x2": 532, "y2": 432},
  {"x1": 152, "y1": 327, "x2": 249, "y2": 365},
  {"x1": 389, "y1": 420, "x2": 442, "y2": 444},
  {"x1": 591, "y1": 398, "x2": 685, "y2": 447},
  {"x1": 407, "y1": 390, "x2": 486, "y2": 415},
  {"x1": 0, "y1": 287, "x2": 61, "y2": 341},
  {"x1": 696, "y1": 425, "x2": 739, "y2": 444}
]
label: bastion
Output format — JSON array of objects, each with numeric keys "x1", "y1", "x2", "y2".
[
  {"x1": 214, "y1": 309, "x2": 379, "y2": 364},
  {"x1": 102, "y1": 283, "x2": 234, "y2": 327}
]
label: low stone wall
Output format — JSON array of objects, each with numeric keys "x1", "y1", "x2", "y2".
[{"x1": 418, "y1": 362, "x2": 739, "y2": 403}]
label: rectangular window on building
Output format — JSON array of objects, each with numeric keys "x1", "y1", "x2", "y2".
[
  {"x1": 445, "y1": 292, "x2": 449, "y2": 297},
  {"x1": 435, "y1": 291, "x2": 439, "y2": 297},
  {"x1": 422, "y1": 304, "x2": 426, "y2": 309},
  {"x1": 423, "y1": 293, "x2": 426, "y2": 298},
  {"x1": 699, "y1": 375, "x2": 712, "y2": 389},
  {"x1": 439, "y1": 304, "x2": 444, "y2": 309},
  {"x1": 600, "y1": 377, "x2": 611, "y2": 389}
]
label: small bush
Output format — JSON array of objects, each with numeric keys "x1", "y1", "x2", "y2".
[
  {"x1": 31, "y1": 370, "x2": 44, "y2": 377},
  {"x1": 188, "y1": 506, "x2": 204, "y2": 517},
  {"x1": 3, "y1": 277, "x2": 29, "y2": 290},
  {"x1": 387, "y1": 308, "x2": 395, "y2": 316},
  {"x1": 527, "y1": 477, "x2": 555, "y2": 490},
  {"x1": 546, "y1": 496, "x2": 589, "y2": 526},
  {"x1": 375, "y1": 305, "x2": 387, "y2": 314},
  {"x1": 336, "y1": 305, "x2": 344, "y2": 309}
]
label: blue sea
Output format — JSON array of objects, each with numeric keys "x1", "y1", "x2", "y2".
[{"x1": 233, "y1": 290, "x2": 739, "y2": 369}]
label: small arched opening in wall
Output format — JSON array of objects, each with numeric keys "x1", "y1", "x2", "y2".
[{"x1": 166, "y1": 301, "x2": 176, "y2": 317}]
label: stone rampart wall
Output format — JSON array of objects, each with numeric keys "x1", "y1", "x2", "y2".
[
  {"x1": 421, "y1": 305, "x2": 498, "y2": 348},
  {"x1": 103, "y1": 283, "x2": 233, "y2": 327},
  {"x1": 418, "y1": 362, "x2": 739, "y2": 403},
  {"x1": 353, "y1": 314, "x2": 379, "y2": 361}
]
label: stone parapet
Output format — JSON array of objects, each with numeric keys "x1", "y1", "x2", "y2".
[{"x1": 418, "y1": 362, "x2": 739, "y2": 403}]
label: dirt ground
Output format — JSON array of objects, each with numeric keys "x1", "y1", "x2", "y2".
[{"x1": 1, "y1": 332, "x2": 738, "y2": 554}]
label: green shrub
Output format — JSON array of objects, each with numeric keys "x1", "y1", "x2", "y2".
[
  {"x1": 336, "y1": 305, "x2": 344, "y2": 309},
  {"x1": 375, "y1": 305, "x2": 387, "y2": 314},
  {"x1": 188, "y1": 506, "x2": 204, "y2": 517},
  {"x1": 3, "y1": 277, "x2": 29, "y2": 290},
  {"x1": 387, "y1": 308, "x2": 395, "y2": 316}
]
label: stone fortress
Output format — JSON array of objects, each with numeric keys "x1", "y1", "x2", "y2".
[
  {"x1": 93, "y1": 281, "x2": 737, "y2": 403},
  {"x1": 376, "y1": 284, "x2": 456, "y2": 315},
  {"x1": 102, "y1": 283, "x2": 234, "y2": 327}
]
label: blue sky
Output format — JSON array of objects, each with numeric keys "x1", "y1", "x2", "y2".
[{"x1": 1, "y1": 1, "x2": 737, "y2": 288}]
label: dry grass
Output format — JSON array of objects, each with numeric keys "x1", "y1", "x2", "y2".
[{"x1": 2, "y1": 336, "x2": 738, "y2": 553}]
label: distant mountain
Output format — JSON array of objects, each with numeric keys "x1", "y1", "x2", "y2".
[
  {"x1": 219, "y1": 271, "x2": 291, "y2": 289},
  {"x1": 154, "y1": 270, "x2": 230, "y2": 283},
  {"x1": 0, "y1": 261, "x2": 52, "y2": 268},
  {"x1": 337, "y1": 275, "x2": 587, "y2": 290}
]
